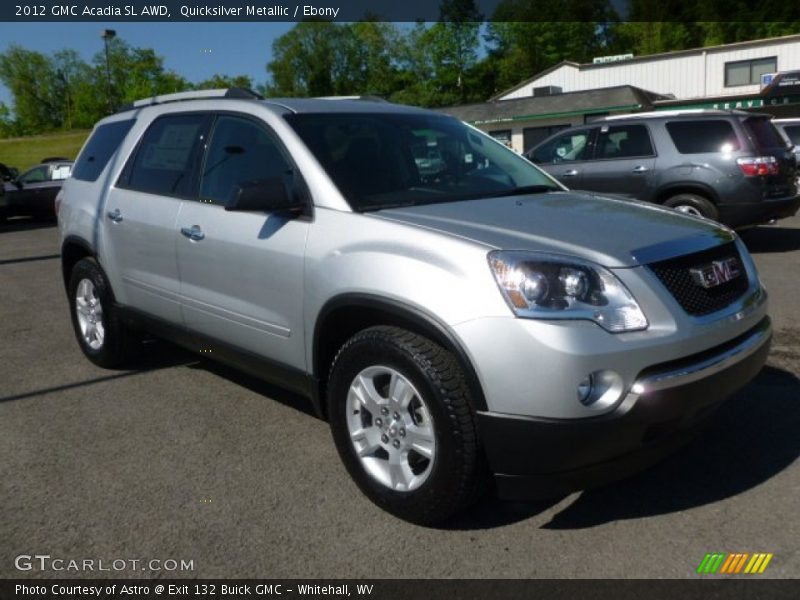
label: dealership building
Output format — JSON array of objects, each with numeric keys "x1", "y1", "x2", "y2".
[{"x1": 441, "y1": 34, "x2": 800, "y2": 153}]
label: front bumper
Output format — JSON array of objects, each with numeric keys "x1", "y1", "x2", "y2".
[
  {"x1": 718, "y1": 194, "x2": 800, "y2": 228},
  {"x1": 477, "y1": 317, "x2": 771, "y2": 499}
]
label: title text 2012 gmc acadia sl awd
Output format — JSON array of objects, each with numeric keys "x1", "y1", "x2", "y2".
[{"x1": 58, "y1": 90, "x2": 771, "y2": 524}]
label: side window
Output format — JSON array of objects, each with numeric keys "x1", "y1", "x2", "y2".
[
  {"x1": 124, "y1": 114, "x2": 207, "y2": 197},
  {"x1": 19, "y1": 166, "x2": 49, "y2": 184},
  {"x1": 72, "y1": 119, "x2": 135, "y2": 182},
  {"x1": 199, "y1": 116, "x2": 293, "y2": 206},
  {"x1": 532, "y1": 130, "x2": 591, "y2": 164},
  {"x1": 666, "y1": 120, "x2": 741, "y2": 154},
  {"x1": 595, "y1": 125, "x2": 654, "y2": 159},
  {"x1": 783, "y1": 125, "x2": 800, "y2": 146}
]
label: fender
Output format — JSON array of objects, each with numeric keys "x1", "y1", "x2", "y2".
[
  {"x1": 655, "y1": 181, "x2": 721, "y2": 205},
  {"x1": 313, "y1": 293, "x2": 488, "y2": 413},
  {"x1": 61, "y1": 234, "x2": 96, "y2": 289}
]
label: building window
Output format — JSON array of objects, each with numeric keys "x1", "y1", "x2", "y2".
[{"x1": 724, "y1": 57, "x2": 776, "y2": 87}]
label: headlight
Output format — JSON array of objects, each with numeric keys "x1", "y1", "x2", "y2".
[{"x1": 488, "y1": 251, "x2": 648, "y2": 333}]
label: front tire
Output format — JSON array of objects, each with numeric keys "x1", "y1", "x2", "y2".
[
  {"x1": 68, "y1": 258, "x2": 140, "y2": 368},
  {"x1": 327, "y1": 326, "x2": 486, "y2": 524}
]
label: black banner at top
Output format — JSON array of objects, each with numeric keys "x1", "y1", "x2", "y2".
[{"x1": 2, "y1": 0, "x2": 800, "y2": 22}]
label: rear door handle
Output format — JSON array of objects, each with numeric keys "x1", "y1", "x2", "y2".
[
  {"x1": 562, "y1": 169, "x2": 579, "y2": 177},
  {"x1": 107, "y1": 208, "x2": 123, "y2": 223},
  {"x1": 180, "y1": 225, "x2": 205, "y2": 241},
  {"x1": 633, "y1": 165, "x2": 649, "y2": 173}
]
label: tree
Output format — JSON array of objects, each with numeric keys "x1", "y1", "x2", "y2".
[
  {"x1": 0, "y1": 102, "x2": 16, "y2": 137},
  {"x1": 194, "y1": 74, "x2": 254, "y2": 91},
  {"x1": 0, "y1": 45, "x2": 63, "y2": 134},
  {"x1": 266, "y1": 20, "x2": 404, "y2": 99},
  {"x1": 266, "y1": 21, "x2": 342, "y2": 96},
  {"x1": 336, "y1": 21, "x2": 402, "y2": 97},
  {"x1": 429, "y1": 0, "x2": 483, "y2": 104},
  {"x1": 99, "y1": 39, "x2": 189, "y2": 110},
  {"x1": 485, "y1": 1, "x2": 616, "y2": 97}
]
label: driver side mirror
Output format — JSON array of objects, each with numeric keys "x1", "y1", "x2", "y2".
[{"x1": 225, "y1": 176, "x2": 304, "y2": 214}]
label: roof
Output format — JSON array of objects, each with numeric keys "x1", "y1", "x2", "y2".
[
  {"x1": 261, "y1": 97, "x2": 432, "y2": 115},
  {"x1": 492, "y1": 33, "x2": 800, "y2": 101},
  {"x1": 438, "y1": 86, "x2": 671, "y2": 125},
  {"x1": 117, "y1": 89, "x2": 421, "y2": 116}
]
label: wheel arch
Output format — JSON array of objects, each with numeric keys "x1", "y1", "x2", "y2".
[
  {"x1": 655, "y1": 183, "x2": 720, "y2": 206},
  {"x1": 61, "y1": 235, "x2": 96, "y2": 291},
  {"x1": 312, "y1": 294, "x2": 488, "y2": 418}
]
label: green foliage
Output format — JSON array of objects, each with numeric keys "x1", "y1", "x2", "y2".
[
  {"x1": 99, "y1": 39, "x2": 190, "y2": 110},
  {"x1": 193, "y1": 74, "x2": 254, "y2": 90},
  {"x1": 0, "y1": 102, "x2": 16, "y2": 138},
  {"x1": 266, "y1": 20, "x2": 404, "y2": 98},
  {"x1": 0, "y1": 37, "x2": 191, "y2": 137},
  {"x1": 0, "y1": 45, "x2": 65, "y2": 135}
]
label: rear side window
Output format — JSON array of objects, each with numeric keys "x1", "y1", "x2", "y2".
[
  {"x1": 123, "y1": 114, "x2": 207, "y2": 197},
  {"x1": 666, "y1": 120, "x2": 740, "y2": 154},
  {"x1": 532, "y1": 129, "x2": 591, "y2": 163},
  {"x1": 782, "y1": 125, "x2": 800, "y2": 145},
  {"x1": 72, "y1": 119, "x2": 135, "y2": 182},
  {"x1": 742, "y1": 118, "x2": 786, "y2": 149},
  {"x1": 595, "y1": 124, "x2": 654, "y2": 159}
]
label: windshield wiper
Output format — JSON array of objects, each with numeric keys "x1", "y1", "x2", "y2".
[{"x1": 483, "y1": 185, "x2": 561, "y2": 199}]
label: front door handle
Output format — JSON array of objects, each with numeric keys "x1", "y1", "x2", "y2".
[
  {"x1": 107, "y1": 208, "x2": 123, "y2": 223},
  {"x1": 180, "y1": 225, "x2": 205, "y2": 241},
  {"x1": 633, "y1": 165, "x2": 649, "y2": 173},
  {"x1": 562, "y1": 169, "x2": 579, "y2": 177}
]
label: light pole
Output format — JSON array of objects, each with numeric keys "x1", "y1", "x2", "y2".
[{"x1": 101, "y1": 29, "x2": 116, "y2": 112}]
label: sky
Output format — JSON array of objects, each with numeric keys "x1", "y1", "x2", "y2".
[{"x1": 0, "y1": 22, "x2": 298, "y2": 107}]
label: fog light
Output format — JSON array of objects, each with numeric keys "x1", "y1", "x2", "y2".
[
  {"x1": 577, "y1": 374, "x2": 594, "y2": 405},
  {"x1": 577, "y1": 370, "x2": 625, "y2": 410}
]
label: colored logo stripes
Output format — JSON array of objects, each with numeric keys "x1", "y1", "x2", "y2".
[{"x1": 696, "y1": 553, "x2": 773, "y2": 574}]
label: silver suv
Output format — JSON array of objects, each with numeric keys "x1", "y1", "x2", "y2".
[{"x1": 59, "y1": 90, "x2": 772, "y2": 524}]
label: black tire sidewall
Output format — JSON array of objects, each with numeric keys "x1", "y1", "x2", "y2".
[
  {"x1": 664, "y1": 193, "x2": 719, "y2": 221},
  {"x1": 328, "y1": 330, "x2": 475, "y2": 524}
]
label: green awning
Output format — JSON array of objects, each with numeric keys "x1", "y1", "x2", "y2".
[{"x1": 470, "y1": 103, "x2": 642, "y2": 125}]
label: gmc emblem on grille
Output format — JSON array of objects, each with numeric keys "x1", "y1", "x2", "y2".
[{"x1": 689, "y1": 257, "x2": 741, "y2": 289}]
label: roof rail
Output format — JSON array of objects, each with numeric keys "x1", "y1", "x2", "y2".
[
  {"x1": 118, "y1": 88, "x2": 263, "y2": 112},
  {"x1": 314, "y1": 95, "x2": 389, "y2": 102},
  {"x1": 601, "y1": 108, "x2": 749, "y2": 121}
]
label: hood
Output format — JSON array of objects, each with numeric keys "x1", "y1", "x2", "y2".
[{"x1": 373, "y1": 191, "x2": 733, "y2": 268}]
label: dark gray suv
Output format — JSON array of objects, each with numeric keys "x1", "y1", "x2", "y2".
[{"x1": 526, "y1": 110, "x2": 800, "y2": 229}]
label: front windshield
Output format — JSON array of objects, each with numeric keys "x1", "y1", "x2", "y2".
[{"x1": 285, "y1": 112, "x2": 562, "y2": 211}]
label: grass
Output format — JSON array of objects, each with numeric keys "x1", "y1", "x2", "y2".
[{"x1": 0, "y1": 130, "x2": 90, "y2": 172}]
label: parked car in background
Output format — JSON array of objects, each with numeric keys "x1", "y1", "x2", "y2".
[
  {"x1": 0, "y1": 161, "x2": 18, "y2": 182},
  {"x1": 525, "y1": 110, "x2": 800, "y2": 229},
  {"x1": 772, "y1": 118, "x2": 800, "y2": 163},
  {"x1": 59, "y1": 90, "x2": 771, "y2": 523},
  {"x1": 1, "y1": 160, "x2": 73, "y2": 221}
]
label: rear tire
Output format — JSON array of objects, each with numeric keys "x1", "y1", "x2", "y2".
[
  {"x1": 68, "y1": 258, "x2": 141, "y2": 368},
  {"x1": 663, "y1": 193, "x2": 719, "y2": 222},
  {"x1": 327, "y1": 326, "x2": 486, "y2": 525}
]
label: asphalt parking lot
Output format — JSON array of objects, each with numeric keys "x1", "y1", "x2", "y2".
[{"x1": 1, "y1": 217, "x2": 799, "y2": 579}]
